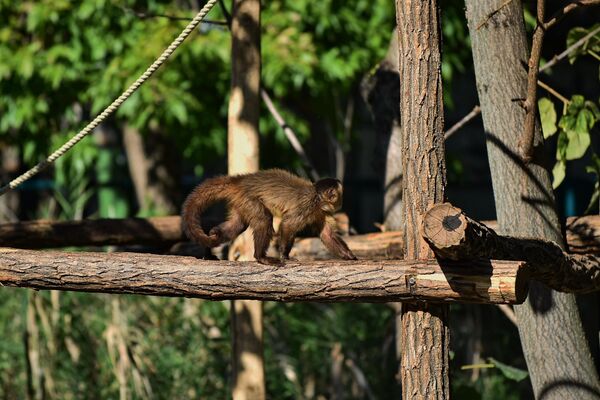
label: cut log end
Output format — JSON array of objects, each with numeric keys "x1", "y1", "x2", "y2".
[{"x1": 422, "y1": 203, "x2": 468, "y2": 256}]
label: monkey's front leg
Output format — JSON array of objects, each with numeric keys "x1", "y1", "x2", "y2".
[{"x1": 319, "y1": 219, "x2": 357, "y2": 260}]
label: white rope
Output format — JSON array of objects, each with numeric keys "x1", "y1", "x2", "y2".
[{"x1": 0, "y1": 0, "x2": 218, "y2": 196}]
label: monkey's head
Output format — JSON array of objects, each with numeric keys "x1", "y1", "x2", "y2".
[{"x1": 315, "y1": 178, "x2": 343, "y2": 214}]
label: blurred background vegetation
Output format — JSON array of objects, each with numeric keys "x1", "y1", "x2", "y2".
[{"x1": 0, "y1": 0, "x2": 598, "y2": 398}]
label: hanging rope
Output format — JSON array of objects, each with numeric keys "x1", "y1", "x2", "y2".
[{"x1": 0, "y1": 0, "x2": 218, "y2": 196}]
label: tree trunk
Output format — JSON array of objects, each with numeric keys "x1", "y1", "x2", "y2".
[
  {"x1": 227, "y1": 0, "x2": 265, "y2": 398},
  {"x1": 465, "y1": 1, "x2": 600, "y2": 398},
  {"x1": 0, "y1": 145, "x2": 19, "y2": 223},
  {"x1": 122, "y1": 125, "x2": 180, "y2": 215},
  {"x1": 395, "y1": 1, "x2": 449, "y2": 398},
  {"x1": 360, "y1": 27, "x2": 403, "y2": 229}
]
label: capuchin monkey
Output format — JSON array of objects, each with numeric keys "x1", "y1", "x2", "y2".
[{"x1": 181, "y1": 169, "x2": 357, "y2": 265}]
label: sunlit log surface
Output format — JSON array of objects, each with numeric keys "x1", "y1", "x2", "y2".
[{"x1": 0, "y1": 248, "x2": 527, "y2": 304}]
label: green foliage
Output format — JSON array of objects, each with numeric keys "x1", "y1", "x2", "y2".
[
  {"x1": 264, "y1": 302, "x2": 396, "y2": 399},
  {"x1": 487, "y1": 357, "x2": 529, "y2": 382},
  {"x1": 440, "y1": 0, "x2": 471, "y2": 109},
  {"x1": 540, "y1": 25, "x2": 600, "y2": 192},
  {"x1": 566, "y1": 23, "x2": 600, "y2": 66},
  {"x1": 539, "y1": 97, "x2": 557, "y2": 138},
  {"x1": 545, "y1": 94, "x2": 600, "y2": 188}
]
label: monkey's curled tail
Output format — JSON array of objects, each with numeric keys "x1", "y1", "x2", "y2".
[{"x1": 181, "y1": 175, "x2": 232, "y2": 247}]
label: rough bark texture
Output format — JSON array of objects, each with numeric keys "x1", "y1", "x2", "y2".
[
  {"x1": 423, "y1": 203, "x2": 600, "y2": 293},
  {"x1": 465, "y1": 1, "x2": 600, "y2": 398},
  {"x1": 0, "y1": 248, "x2": 528, "y2": 304},
  {"x1": 227, "y1": 0, "x2": 264, "y2": 397},
  {"x1": 395, "y1": 1, "x2": 449, "y2": 398}
]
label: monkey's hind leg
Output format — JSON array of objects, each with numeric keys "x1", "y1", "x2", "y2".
[{"x1": 208, "y1": 212, "x2": 247, "y2": 246}]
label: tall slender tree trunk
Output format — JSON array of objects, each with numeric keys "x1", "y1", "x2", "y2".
[
  {"x1": 0, "y1": 145, "x2": 19, "y2": 222},
  {"x1": 227, "y1": 0, "x2": 265, "y2": 399},
  {"x1": 122, "y1": 125, "x2": 180, "y2": 215},
  {"x1": 465, "y1": 1, "x2": 600, "y2": 398},
  {"x1": 395, "y1": 2, "x2": 449, "y2": 399},
  {"x1": 360, "y1": 27, "x2": 403, "y2": 229}
]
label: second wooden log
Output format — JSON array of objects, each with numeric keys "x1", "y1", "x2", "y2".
[{"x1": 422, "y1": 202, "x2": 600, "y2": 293}]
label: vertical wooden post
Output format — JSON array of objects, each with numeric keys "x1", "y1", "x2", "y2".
[
  {"x1": 395, "y1": 1, "x2": 449, "y2": 399},
  {"x1": 227, "y1": 0, "x2": 265, "y2": 399}
]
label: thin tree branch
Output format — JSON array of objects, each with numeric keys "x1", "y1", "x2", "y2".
[
  {"x1": 538, "y1": 80, "x2": 570, "y2": 105},
  {"x1": 542, "y1": 25, "x2": 600, "y2": 71},
  {"x1": 520, "y1": 0, "x2": 546, "y2": 163},
  {"x1": 543, "y1": 0, "x2": 600, "y2": 30},
  {"x1": 260, "y1": 90, "x2": 320, "y2": 180},
  {"x1": 497, "y1": 304, "x2": 518, "y2": 327},
  {"x1": 217, "y1": 0, "x2": 233, "y2": 26},
  {"x1": 444, "y1": 106, "x2": 481, "y2": 140},
  {"x1": 120, "y1": 6, "x2": 228, "y2": 25}
]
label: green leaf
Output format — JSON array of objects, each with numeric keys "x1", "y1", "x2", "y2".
[
  {"x1": 169, "y1": 101, "x2": 188, "y2": 125},
  {"x1": 538, "y1": 97, "x2": 557, "y2": 138},
  {"x1": 567, "y1": 95, "x2": 585, "y2": 114},
  {"x1": 488, "y1": 357, "x2": 529, "y2": 382},
  {"x1": 585, "y1": 100, "x2": 600, "y2": 120},
  {"x1": 552, "y1": 160, "x2": 566, "y2": 189},
  {"x1": 559, "y1": 113, "x2": 576, "y2": 135},
  {"x1": 565, "y1": 129, "x2": 591, "y2": 160},
  {"x1": 576, "y1": 109, "x2": 596, "y2": 134}
]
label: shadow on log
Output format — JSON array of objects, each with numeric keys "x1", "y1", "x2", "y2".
[{"x1": 0, "y1": 248, "x2": 527, "y2": 304}]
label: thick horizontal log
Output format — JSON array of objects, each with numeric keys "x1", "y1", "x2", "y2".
[
  {"x1": 0, "y1": 213, "x2": 349, "y2": 249},
  {"x1": 3, "y1": 214, "x2": 600, "y2": 258},
  {"x1": 0, "y1": 216, "x2": 183, "y2": 248},
  {"x1": 422, "y1": 203, "x2": 600, "y2": 293},
  {"x1": 0, "y1": 248, "x2": 527, "y2": 304}
]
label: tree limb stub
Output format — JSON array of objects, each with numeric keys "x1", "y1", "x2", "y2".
[
  {"x1": 423, "y1": 203, "x2": 600, "y2": 293},
  {"x1": 0, "y1": 248, "x2": 527, "y2": 304}
]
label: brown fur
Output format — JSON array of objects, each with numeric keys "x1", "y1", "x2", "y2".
[{"x1": 181, "y1": 169, "x2": 356, "y2": 264}]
